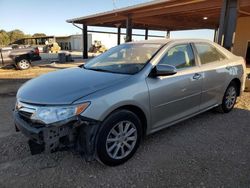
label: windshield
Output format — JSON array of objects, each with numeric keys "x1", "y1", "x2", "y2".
[{"x1": 84, "y1": 43, "x2": 163, "y2": 74}]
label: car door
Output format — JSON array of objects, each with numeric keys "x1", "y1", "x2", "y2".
[
  {"x1": 146, "y1": 43, "x2": 202, "y2": 131},
  {"x1": 193, "y1": 42, "x2": 231, "y2": 110}
]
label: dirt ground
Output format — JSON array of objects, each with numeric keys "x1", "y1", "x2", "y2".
[{"x1": 0, "y1": 64, "x2": 250, "y2": 188}]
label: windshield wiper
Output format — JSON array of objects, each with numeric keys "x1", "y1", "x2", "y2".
[
  {"x1": 79, "y1": 64, "x2": 85, "y2": 68},
  {"x1": 85, "y1": 67, "x2": 112, "y2": 73},
  {"x1": 84, "y1": 67, "x2": 132, "y2": 75}
]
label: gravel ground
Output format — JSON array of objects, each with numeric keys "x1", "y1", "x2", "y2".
[{"x1": 0, "y1": 66, "x2": 250, "y2": 188}]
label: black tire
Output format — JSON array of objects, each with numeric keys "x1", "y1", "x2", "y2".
[
  {"x1": 16, "y1": 58, "x2": 31, "y2": 70},
  {"x1": 96, "y1": 110, "x2": 142, "y2": 166},
  {"x1": 217, "y1": 82, "x2": 238, "y2": 113}
]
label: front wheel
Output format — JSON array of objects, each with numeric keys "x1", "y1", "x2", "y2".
[
  {"x1": 96, "y1": 110, "x2": 142, "y2": 166},
  {"x1": 16, "y1": 59, "x2": 31, "y2": 70},
  {"x1": 217, "y1": 83, "x2": 238, "y2": 113}
]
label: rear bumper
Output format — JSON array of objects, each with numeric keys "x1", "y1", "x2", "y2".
[{"x1": 13, "y1": 111, "x2": 100, "y2": 160}]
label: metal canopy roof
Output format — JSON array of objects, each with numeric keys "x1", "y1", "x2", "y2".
[{"x1": 67, "y1": 0, "x2": 250, "y2": 31}]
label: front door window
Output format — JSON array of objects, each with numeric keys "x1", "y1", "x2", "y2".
[{"x1": 158, "y1": 43, "x2": 195, "y2": 69}]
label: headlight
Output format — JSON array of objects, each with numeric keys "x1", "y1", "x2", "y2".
[{"x1": 31, "y1": 102, "x2": 90, "y2": 124}]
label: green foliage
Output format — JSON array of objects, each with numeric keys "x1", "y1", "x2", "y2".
[
  {"x1": 8, "y1": 29, "x2": 25, "y2": 43},
  {"x1": 0, "y1": 29, "x2": 46, "y2": 47},
  {"x1": 0, "y1": 30, "x2": 10, "y2": 46},
  {"x1": 25, "y1": 34, "x2": 32, "y2": 38}
]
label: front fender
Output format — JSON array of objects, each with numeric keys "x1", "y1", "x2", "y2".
[{"x1": 77, "y1": 78, "x2": 151, "y2": 130}]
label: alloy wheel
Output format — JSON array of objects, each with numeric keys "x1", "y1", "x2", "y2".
[
  {"x1": 106, "y1": 120, "x2": 137, "y2": 160},
  {"x1": 225, "y1": 86, "x2": 237, "y2": 109}
]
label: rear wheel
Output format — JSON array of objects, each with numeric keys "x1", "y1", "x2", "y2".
[
  {"x1": 16, "y1": 59, "x2": 31, "y2": 70},
  {"x1": 217, "y1": 82, "x2": 238, "y2": 113},
  {"x1": 96, "y1": 110, "x2": 142, "y2": 166}
]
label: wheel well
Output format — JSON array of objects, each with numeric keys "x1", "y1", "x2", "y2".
[
  {"x1": 15, "y1": 54, "x2": 30, "y2": 63},
  {"x1": 230, "y1": 78, "x2": 241, "y2": 96},
  {"x1": 116, "y1": 105, "x2": 147, "y2": 136}
]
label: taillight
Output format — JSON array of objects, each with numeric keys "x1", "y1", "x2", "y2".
[{"x1": 34, "y1": 48, "x2": 39, "y2": 55}]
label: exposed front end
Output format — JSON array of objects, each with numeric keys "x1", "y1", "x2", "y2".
[{"x1": 13, "y1": 100, "x2": 100, "y2": 161}]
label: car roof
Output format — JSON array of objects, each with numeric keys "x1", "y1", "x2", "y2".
[
  {"x1": 129, "y1": 38, "x2": 214, "y2": 45},
  {"x1": 129, "y1": 39, "x2": 171, "y2": 44},
  {"x1": 129, "y1": 38, "x2": 235, "y2": 58}
]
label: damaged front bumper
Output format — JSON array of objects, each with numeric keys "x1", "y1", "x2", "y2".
[{"x1": 13, "y1": 111, "x2": 100, "y2": 161}]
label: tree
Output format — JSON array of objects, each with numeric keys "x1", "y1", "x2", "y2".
[
  {"x1": 8, "y1": 29, "x2": 25, "y2": 43},
  {"x1": 32, "y1": 33, "x2": 46, "y2": 37},
  {"x1": 0, "y1": 29, "x2": 46, "y2": 46},
  {"x1": 0, "y1": 30, "x2": 10, "y2": 46},
  {"x1": 25, "y1": 34, "x2": 32, "y2": 38}
]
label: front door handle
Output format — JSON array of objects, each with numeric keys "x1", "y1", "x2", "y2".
[{"x1": 193, "y1": 73, "x2": 201, "y2": 80}]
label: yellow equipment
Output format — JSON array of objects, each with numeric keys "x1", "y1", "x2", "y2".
[
  {"x1": 43, "y1": 42, "x2": 61, "y2": 53},
  {"x1": 89, "y1": 40, "x2": 107, "y2": 53}
]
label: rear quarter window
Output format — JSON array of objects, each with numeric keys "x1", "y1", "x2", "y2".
[{"x1": 194, "y1": 43, "x2": 227, "y2": 65}]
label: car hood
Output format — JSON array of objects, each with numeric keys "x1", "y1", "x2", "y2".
[{"x1": 17, "y1": 67, "x2": 130, "y2": 105}]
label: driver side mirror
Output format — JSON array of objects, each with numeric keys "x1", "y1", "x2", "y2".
[{"x1": 150, "y1": 64, "x2": 177, "y2": 77}]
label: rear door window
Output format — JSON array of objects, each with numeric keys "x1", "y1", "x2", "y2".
[{"x1": 194, "y1": 43, "x2": 226, "y2": 65}]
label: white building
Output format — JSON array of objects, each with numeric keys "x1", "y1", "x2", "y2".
[{"x1": 55, "y1": 34, "x2": 92, "y2": 51}]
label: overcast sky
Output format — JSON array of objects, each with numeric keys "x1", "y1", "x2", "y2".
[{"x1": 0, "y1": 0, "x2": 214, "y2": 40}]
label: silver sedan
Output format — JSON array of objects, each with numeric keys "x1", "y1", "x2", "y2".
[{"x1": 14, "y1": 39, "x2": 246, "y2": 166}]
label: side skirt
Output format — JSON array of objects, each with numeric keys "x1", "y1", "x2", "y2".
[{"x1": 148, "y1": 104, "x2": 219, "y2": 135}]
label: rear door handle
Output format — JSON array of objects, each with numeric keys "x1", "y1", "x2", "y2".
[{"x1": 193, "y1": 73, "x2": 202, "y2": 80}]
